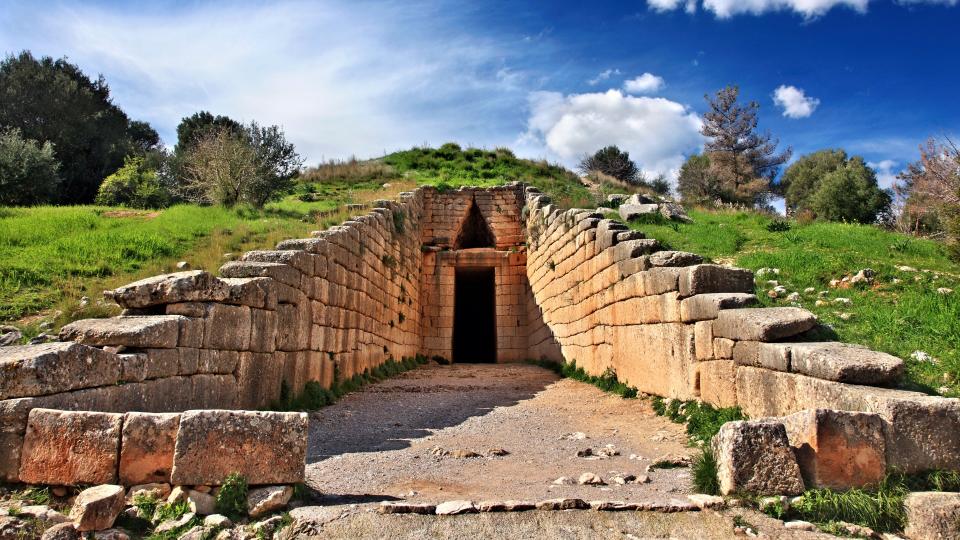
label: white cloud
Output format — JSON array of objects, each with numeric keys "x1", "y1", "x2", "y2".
[
  {"x1": 648, "y1": 0, "x2": 698, "y2": 12},
  {"x1": 523, "y1": 89, "x2": 703, "y2": 181},
  {"x1": 623, "y1": 73, "x2": 666, "y2": 94},
  {"x1": 587, "y1": 68, "x2": 621, "y2": 86},
  {"x1": 867, "y1": 159, "x2": 900, "y2": 190},
  {"x1": 773, "y1": 85, "x2": 821, "y2": 118},
  {"x1": 0, "y1": 2, "x2": 531, "y2": 163},
  {"x1": 649, "y1": 0, "x2": 957, "y2": 18}
]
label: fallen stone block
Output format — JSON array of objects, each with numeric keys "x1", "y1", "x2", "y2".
[
  {"x1": 241, "y1": 250, "x2": 315, "y2": 276},
  {"x1": 619, "y1": 203, "x2": 659, "y2": 221},
  {"x1": 788, "y1": 342, "x2": 904, "y2": 385},
  {"x1": 69, "y1": 485, "x2": 125, "y2": 532},
  {"x1": 219, "y1": 261, "x2": 301, "y2": 288},
  {"x1": 247, "y1": 485, "x2": 293, "y2": 518},
  {"x1": 20, "y1": 409, "x2": 123, "y2": 485},
  {"x1": 780, "y1": 409, "x2": 886, "y2": 489},
  {"x1": 904, "y1": 492, "x2": 960, "y2": 540},
  {"x1": 711, "y1": 420, "x2": 805, "y2": 496},
  {"x1": 186, "y1": 489, "x2": 217, "y2": 515},
  {"x1": 0, "y1": 342, "x2": 121, "y2": 400},
  {"x1": 220, "y1": 277, "x2": 278, "y2": 310},
  {"x1": 679, "y1": 265, "x2": 754, "y2": 298},
  {"x1": 660, "y1": 202, "x2": 692, "y2": 222},
  {"x1": 435, "y1": 500, "x2": 477, "y2": 515},
  {"x1": 649, "y1": 251, "x2": 704, "y2": 268},
  {"x1": 171, "y1": 410, "x2": 307, "y2": 486},
  {"x1": 680, "y1": 293, "x2": 758, "y2": 323},
  {"x1": 60, "y1": 316, "x2": 185, "y2": 349},
  {"x1": 105, "y1": 271, "x2": 231, "y2": 309},
  {"x1": 119, "y1": 412, "x2": 180, "y2": 485},
  {"x1": 713, "y1": 308, "x2": 817, "y2": 342}
]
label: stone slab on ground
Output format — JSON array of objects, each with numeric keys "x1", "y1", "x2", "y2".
[
  {"x1": 171, "y1": 409, "x2": 308, "y2": 485},
  {"x1": 0, "y1": 342, "x2": 121, "y2": 400},
  {"x1": 19, "y1": 409, "x2": 123, "y2": 485},
  {"x1": 712, "y1": 420, "x2": 805, "y2": 496},
  {"x1": 904, "y1": 491, "x2": 960, "y2": 540}
]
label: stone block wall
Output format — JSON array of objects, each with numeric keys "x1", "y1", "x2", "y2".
[
  {"x1": 522, "y1": 185, "x2": 960, "y2": 478},
  {"x1": 421, "y1": 186, "x2": 525, "y2": 249}
]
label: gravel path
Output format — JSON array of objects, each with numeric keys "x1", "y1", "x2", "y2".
[{"x1": 305, "y1": 363, "x2": 696, "y2": 506}]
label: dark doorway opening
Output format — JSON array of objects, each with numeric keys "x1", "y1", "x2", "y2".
[{"x1": 453, "y1": 267, "x2": 497, "y2": 363}]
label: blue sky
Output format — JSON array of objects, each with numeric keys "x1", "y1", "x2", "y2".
[{"x1": 1, "y1": 0, "x2": 958, "y2": 189}]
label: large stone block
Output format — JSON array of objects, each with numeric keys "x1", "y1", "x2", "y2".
[
  {"x1": 0, "y1": 342, "x2": 121, "y2": 400},
  {"x1": 780, "y1": 409, "x2": 886, "y2": 489},
  {"x1": 171, "y1": 410, "x2": 308, "y2": 486},
  {"x1": 201, "y1": 304, "x2": 252, "y2": 351},
  {"x1": 105, "y1": 271, "x2": 231, "y2": 309},
  {"x1": 648, "y1": 251, "x2": 703, "y2": 268},
  {"x1": 713, "y1": 308, "x2": 817, "y2": 342},
  {"x1": 735, "y1": 367, "x2": 960, "y2": 473},
  {"x1": 219, "y1": 261, "x2": 301, "y2": 288},
  {"x1": 712, "y1": 420, "x2": 805, "y2": 496},
  {"x1": 19, "y1": 409, "x2": 123, "y2": 485},
  {"x1": 904, "y1": 492, "x2": 960, "y2": 540},
  {"x1": 241, "y1": 250, "x2": 315, "y2": 276},
  {"x1": 788, "y1": 342, "x2": 903, "y2": 385},
  {"x1": 236, "y1": 353, "x2": 284, "y2": 409},
  {"x1": 678, "y1": 265, "x2": 754, "y2": 298},
  {"x1": 679, "y1": 293, "x2": 758, "y2": 323},
  {"x1": 618, "y1": 203, "x2": 659, "y2": 221},
  {"x1": 698, "y1": 360, "x2": 738, "y2": 408},
  {"x1": 60, "y1": 316, "x2": 185, "y2": 349},
  {"x1": 70, "y1": 485, "x2": 125, "y2": 532},
  {"x1": 119, "y1": 412, "x2": 180, "y2": 485}
]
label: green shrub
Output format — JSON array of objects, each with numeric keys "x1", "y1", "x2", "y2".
[
  {"x1": 215, "y1": 472, "x2": 249, "y2": 517},
  {"x1": 96, "y1": 156, "x2": 170, "y2": 209},
  {"x1": 0, "y1": 127, "x2": 60, "y2": 206},
  {"x1": 766, "y1": 218, "x2": 791, "y2": 232},
  {"x1": 650, "y1": 397, "x2": 745, "y2": 445},
  {"x1": 691, "y1": 448, "x2": 720, "y2": 495}
]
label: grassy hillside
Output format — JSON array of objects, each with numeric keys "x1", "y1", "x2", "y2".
[{"x1": 627, "y1": 209, "x2": 960, "y2": 396}]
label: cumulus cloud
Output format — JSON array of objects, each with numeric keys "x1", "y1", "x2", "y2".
[
  {"x1": 587, "y1": 68, "x2": 622, "y2": 86},
  {"x1": 0, "y1": 1, "x2": 530, "y2": 162},
  {"x1": 623, "y1": 73, "x2": 666, "y2": 94},
  {"x1": 524, "y1": 89, "x2": 703, "y2": 181},
  {"x1": 867, "y1": 159, "x2": 900, "y2": 189},
  {"x1": 773, "y1": 85, "x2": 821, "y2": 118},
  {"x1": 648, "y1": 0, "x2": 956, "y2": 18}
]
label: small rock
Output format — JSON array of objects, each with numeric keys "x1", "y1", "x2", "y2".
[
  {"x1": 78, "y1": 297, "x2": 90, "y2": 308},
  {"x1": 52, "y1": 487, "x2": 68, "y2": 498},
  {"x1": 486, "y1": 448, "x2": 509, "y2": 456},
  {"x1": 892, "y1": 278, "x2": 902, "y2": 284},
  {"x1": 126, "y1": 483, "x2": 171, "y2": 503},
  {"x1": 40, "y1": 522, "x2": 79, "y2": 540},
  {"x1": 786, "y1": 292, "x2": 801, "y2": 302},
  {"x1": 536, "y1": 498, "x2": 589, "y2": 510},
  {"x1": 0, "y1": 325, "x2": 22, "y2": 346},
  {"x1": 837, "y1": 312, "x2": 854, "y2": 320},
  {"x1": 247, "y1": 485, "x2": 293, "y2": 518},
  {"x1": 896, "y1": 265, "x2": 917, "y2": 272},
  {"x1": 784, "y1": 520, "x2": 816, "y2": 531},
  {"x1": 758, "y1": 495, "x2": 789, "y2": 514},
  {"x1": 69, "y1": 484, "x2": 126, "y2": 532},
  {"x1": 93, "y1": 529, "x2": 130, "y2": 540},
  {"x1": 552, "y1": 476, "x2": 574, "y2": 485},
  {"x1": 803, "y1": 287, "x2": 816, "y2": 294},
  {"x1": 167, "y1": 486, "x2": 189, "y2": 503},
  {"x1": 435, "y1": 500, "x2": 477, "y2": 515},
  {"x1": 251, "y1": 515, "x2": 284, "y2": 536},
  {"x1": 187, "y1": 489, "x2": 217, "y2": 515},
  {"x1": 203, "y1": 514, "x2": 232, "y2": 528},
  {"x1": 766, "y1": 280, "x2": 780, "y2": 287},
  {"x1": 578, "y1": 472, "x2": 605, "y2": 485},
  {"x1": 30, "y1": 333, "x2": 56, "y2": 345},
  {"x1": 834, "y1": 297, "x2": 852, "y2": 305},
  {"x1": 450, "y1": 449, "x2": 481, "y2": 458},
  {"x1": 576, "y1": 448, "x2": 594, "y2": 458},
  {"x1": 561, "y1": 432, "x2": 588, "y2": 440},
  {"x1": 687, "y1": 494, "x2": 725, "y2": 510},
  {"x1": 597, "y1": 445, "x2": 620, "y2": 458},
  {"x1": 818, "y1": 290, "x2": 829, "y2": 297},
  {"x1": 154, "y1": 512, "x2": 195, "y2": 534},
  {"x1": 176, "y1": 261, "x2": 191, "y2": 270},
  {"x1": 815, "y1": 299, "x2": 829, "y2": 307},
  {"x1": 634, "y1": 474, "x2": 651, "y2": 484},
  {"x1": 851, "y1": 268, "x2": 875, "y2": 285},
  {"x1": 222, "y1": 253, "x2": 235, "y2": 261},
  {"x1": 175, "y1": 525, "x2": 208, "y2": 540},
  {"x1": 837, "y1": 521, "x2": 879, "y2": 538},
  {"x1": 429, "y1": 447, "x2": 448, "y2": 457},
  {"x1": 937, "y1": 287, "x2": 954, "y2": 295},
  {"x1": 756, "y1": 268, "x2": 780, "y2": 278},
  {"x1": 829, "y1": 279, "x2": 841, "y2": 288},
  {"x1": 17, "y1": 505, "x2": 69, "y2": 524}
]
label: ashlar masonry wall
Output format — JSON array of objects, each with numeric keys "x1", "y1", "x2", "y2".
[{"x1": 522, "y1": 185, "x2": 960, "y2": 480}]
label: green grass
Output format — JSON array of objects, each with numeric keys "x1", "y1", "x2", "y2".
[
  {"x1": 628, "y1": 208, "x2": 960, "y2": 395},
  {"x1": 651, "y1": 397, "x2": 745, "y2": 446},
  {"x1": 216, "y1": 472, "x2": 249, "y2": 518},
  {"x1": 527, "y1": 359, "x2": 639, "y2": 398}
]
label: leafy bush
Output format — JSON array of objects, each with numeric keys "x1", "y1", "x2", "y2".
[
  {"x1": 578, "y1": 145, "x2": 640, "y2": 185},
  {"x1": 216, "y1": 472, "x2": 249, "y2": 517},
  {"x1": 766, "y1": 218, "x2": 791, "y2": 232},
  {"x1": 691, "y1": 448, "x2": 720, "y2": 495},
  {"x1": 0, "y1": 127, "x2": 60, "y2": 206},
  {"x1": 96, "y1": 156, "x2": 170, "y2": 209}
]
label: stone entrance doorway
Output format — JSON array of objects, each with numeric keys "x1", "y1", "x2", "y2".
[{"x1": 453, "y1": 267, "x2": 496, "y2": 363}]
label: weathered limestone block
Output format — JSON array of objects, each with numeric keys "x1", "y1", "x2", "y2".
[
  {"x1": 694, "y1": 320, "x2": 714, "y2": 360},
  {"x1": 678, "y1": 265, "x2": 754, "y2": 298},
  {"x1": 249, "y1": 308, "x2": 277, "y2": 353},
  {"x1": 171, "y1": 410, "x2": 308, "y2": 486},
  {"x1": 70, "y1": 485, "x2": 125, "y2": 532},
  {"x1": 241, "y1": 250, "x2": 315, "y2": 276},
  {"x1": 780, "y1": 409, "x2": 886, "y2": 489},
  {"x1": 613, "y1": 239, "x2": 658, "y2": 261},
  {"x1": 196, "y1": 350, "x2": 239, "y2": 374},
  {"x1": 680, "y1": 293, "x2": 758, "y2": 323},
  {"x1": 247, "y1": 485, "x2": 293, "y2": 518},
  {"x1": 19, "y1": 409, "x2": 123, "y2": 485},
  {"x1": 904, "y1": 492, "x2": 960, "y2": 540},
  {"x1": 119, "y1": 412, "x2": 180, "y2": 485},
  {"x1": 104, "y1": 271, "x2": 231, "y2": 309},
  {"x1": 275, "y1": 237, "x2": 328, "y2": 256},
  {"x1": 649, "y1": 251, "x2": 703, "y2": 268},
  {"x1": 221, "y1": 277, "x2": 277, "y2": 310},
  {"x1": 642, "y1": 267, "x2": 681, "y2": 296},
  {"x1": 789, "y1": 342, "x2": 903, "y2": 385},
  {"x1": 713, "y1": 308, "x2": 817, "y2": 342},
  {"x1": 219, "y1": 261, "x2": 301, "y2": 288},
  {"x1": 713, "y1": 337, "x2": 735, "y2": 359},
  {"x1": 235, "y1": 352, "x2": 284, "y2": 409},
  {"x1": 0, "y1": 342, "x2": 121, "y2": 400},
  {"x1": 60, "y1": 316, "x2": 185, "y2": 349},
  {"x1": 711, "y1": 420, "x2": 805, "y2": 495},
  {"x1": 736, "y1": 367, "x2": 960, "y2": 473},
  {"x1": 698, "y1": 360, "x2": 738, "y2": 407},
  {"x1": 202, "y1": 304, "x2": 252, "y2": 351},
  {"x1": 618, "y1": 203, "x2": 659, "y2": 221},
  {"x1": 612, "y1": 323, "x2": 697, "y2": 400}
]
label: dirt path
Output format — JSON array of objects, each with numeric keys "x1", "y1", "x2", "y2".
[{"x1": 305, "y1": 363, "x2": 695, "y2": 505}]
